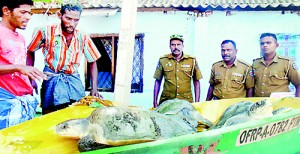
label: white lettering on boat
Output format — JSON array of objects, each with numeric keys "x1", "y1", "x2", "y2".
[{"x1": 236, "y1": 115, "x2": 300, "y2": 146}]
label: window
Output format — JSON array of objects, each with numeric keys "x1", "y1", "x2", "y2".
[{"x1": 85, "y1": 34, "x2": 144, "y2": 93}]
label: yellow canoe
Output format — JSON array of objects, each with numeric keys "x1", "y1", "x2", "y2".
[{"x1": 0, "y1": 97, "x2": 299, "y2": 154}]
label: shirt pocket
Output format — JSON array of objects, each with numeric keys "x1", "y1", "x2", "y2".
[
  {"x1": 231, "y1": 75, "x2": 244, "y2": 89},
  {"x1": 253, "y1": 68, "x2": 263, "y2": 82},
  {"x1": 214, "y1": 74, "x2": 223, "y2": 85},
  {"x1": 164, "y1": 67, "x2": 174, "y2": 80},
  {"x1": 269, "y1": 71, "x2": 287, "y2": 86},
  {"x1": 50, "y1": 36, "x2": 60, "y2": 49},
  {"x1": 48, "y1": 39, "x2": 60, "y2": 61},
  {"x1": 181, "y1": 68, "x2": 192, "y2": 80}
]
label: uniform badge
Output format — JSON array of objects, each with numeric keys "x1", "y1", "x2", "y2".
[
  {"x1": 156, "y1": 61, "x2": 161, "y2": 69},
  {"x1": 232, "y1": 72, "x2": 243, "y2": 77},
  {"x1": 249, "y1": 70, "x2": 254, "y2": 77},
  {"x1": 166, "y1": 62, "x2": 172, "y2": 67},
  {"x1": 181, "y1": 64, "x2": 190, "y2": 68},
  {"x1": 292, "y1": 62, "x2": 298, "y2": 70}
]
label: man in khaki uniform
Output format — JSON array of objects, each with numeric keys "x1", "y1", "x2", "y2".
[
  {"x1": 253, "y1": 33, "x2": 300, "y2": 97},
  {"x1": 206, "y1": 40, "x2": 254, "y2": 100},
  {"x1": 153, "y1": 34, "x2": 202, "y2": 108}
]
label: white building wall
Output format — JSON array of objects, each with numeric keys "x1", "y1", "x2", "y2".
[{"x1": 17, "y1": 10, "x2": 300, "y2": 109}]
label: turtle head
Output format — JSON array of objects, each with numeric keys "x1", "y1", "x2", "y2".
[
  {"x1": 248, "y1": 99, "x2": 273, "y2": 119},
  {"x1": 55, "y1": 118, "x2": 89, "y2": 139}
]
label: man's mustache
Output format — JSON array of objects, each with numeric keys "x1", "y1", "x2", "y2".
[{"x1": 66, "y1": 26, "x2": 74, "y2": 29}]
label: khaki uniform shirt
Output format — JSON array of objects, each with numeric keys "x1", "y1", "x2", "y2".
[
  {"x1": 209, "y1": 59, "x2": 254, "y2": 99},
  {"x1": 253, "y1": 55, "x2": 300, "y2": 97},
  {"x1": 154, "y1": 53, "x2": 202, "y2": 104}
]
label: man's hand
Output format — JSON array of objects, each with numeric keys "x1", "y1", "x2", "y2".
[
  {"x1": 89, "y1": 89, "x2": 103, "y2": 99},
  {"x1": 18, "y1": 65, "x2": 47, "y2": 81}
]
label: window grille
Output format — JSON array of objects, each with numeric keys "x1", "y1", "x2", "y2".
[{"x1": 86, "y1": 34, "x2": 144, "y2": 93}]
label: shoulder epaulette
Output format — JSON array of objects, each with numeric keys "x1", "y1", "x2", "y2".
[
  {"x1": 237, "y1": 59, "x2": 250, "y2": 66},
  {"x1": 278, "y1": 56, "x2": 290, "y2": 61},
  {"x1": 212, "y1": 60, "x2": 223, "y2": 66},
  {"x1": 189, "y1": 56, "x2": 196, "y2": 59},
  {"x1": 253, "y1": 57, "x2": 262, "y2": 62},
  {"x1": 159, "y1": 54, "x2": 170, "y2": 59},
  {"x1": 182, "y1": 54, "x2": 195, "y2": 59}
]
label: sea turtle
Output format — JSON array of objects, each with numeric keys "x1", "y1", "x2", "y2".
[
  {"x1": 55, "y1": 106, "x2": 198, "y2": 152},
  {"x1": 155, "y1": 98, "x2": 213, "y2": 130},
  {"x1": 213, "y1": 99, "x2": 273, "y2": 129}
]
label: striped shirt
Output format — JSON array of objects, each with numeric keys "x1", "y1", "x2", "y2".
[{"x1": 27, "y1": 24, "x2": 101, "y2": 74}]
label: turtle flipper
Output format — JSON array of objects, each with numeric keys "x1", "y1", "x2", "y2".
[{"x1": 78, "y1": 135, "x2": 111, "y2": 152}]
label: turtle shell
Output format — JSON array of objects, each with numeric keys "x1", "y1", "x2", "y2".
[{"x1": 56, "y1": 106, "x2": 197, "y2": 152}]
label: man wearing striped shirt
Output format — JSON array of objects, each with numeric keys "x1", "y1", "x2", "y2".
[{"x1": 27, "y1": 3, "x2": 101, "y2": 114}]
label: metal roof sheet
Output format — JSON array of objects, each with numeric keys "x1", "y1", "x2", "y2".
[{"x1": 32, "y1": 0, "x2": 300, "y2": 10}]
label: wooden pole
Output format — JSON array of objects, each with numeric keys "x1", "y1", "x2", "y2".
[{"x1": 114, "y1": 0, "x2": 138, "y2": 106}]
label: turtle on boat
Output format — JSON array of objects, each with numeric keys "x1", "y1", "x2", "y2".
[
  {"x1": 155, "y1": 98, "x2": 213, "y2": 130},
  {"x1": 55, "y1": 99, "x2": 207, "y2": 152},
  {"x1": 212, "y1": 99, "x2": 273, "y2": 129}
]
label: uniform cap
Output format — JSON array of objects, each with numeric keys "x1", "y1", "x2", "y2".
[{"x1": 170, "y1": 34, "x2": 184, "y2": 42}]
